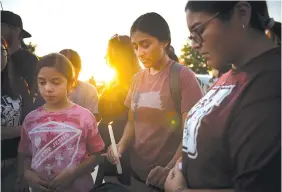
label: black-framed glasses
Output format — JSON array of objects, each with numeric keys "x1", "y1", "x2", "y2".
[{"x1": 188, "y1": 12, "x2": 220, "y2": 45}]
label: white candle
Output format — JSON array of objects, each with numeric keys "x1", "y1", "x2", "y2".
[{"x1": 108, "y1": 122, "x2": 122, "y2": 174}]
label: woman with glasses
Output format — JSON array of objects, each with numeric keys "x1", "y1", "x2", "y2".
[
  {"x1": 1, "y1": 36, "x2": 32, "y2": 191},
  {"x1": 165, "y1": 1, "x2": 281, "y2": 192},
  {"x1": 104, "y1": 13, "x2": 203, "y2": 191}
]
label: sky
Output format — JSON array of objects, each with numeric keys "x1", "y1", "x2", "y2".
[{"x1": 1, "y1": 0, "x2": 281, "y2": 81}]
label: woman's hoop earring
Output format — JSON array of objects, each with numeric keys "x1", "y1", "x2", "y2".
[{"x1": 242, "y1": 24, "x2": 245, "y2": 29}]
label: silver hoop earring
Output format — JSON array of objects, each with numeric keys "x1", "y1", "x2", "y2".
[{"x1": 242, "y1": 24, "x2": 245, "y2": 29}]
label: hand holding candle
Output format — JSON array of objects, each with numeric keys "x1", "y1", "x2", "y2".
[{"x1": 108, "y1": 122, "x2": 123, "y2": 174}]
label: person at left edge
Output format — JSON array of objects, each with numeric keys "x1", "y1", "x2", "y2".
[{"x1": 1, "y1": 10, "x2": 39, "y2": 98}]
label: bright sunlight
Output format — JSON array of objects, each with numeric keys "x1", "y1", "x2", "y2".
[
  {"x1": 5, "y1": 0, "x2": 280, "y2": 84},
  {"x1": 78, "y1": 61, "x2": 116, "y2": 83}
]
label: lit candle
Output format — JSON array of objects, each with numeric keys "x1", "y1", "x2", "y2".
[{"x1": 108, "y1": 122, "x2": 122, "y2": 174}]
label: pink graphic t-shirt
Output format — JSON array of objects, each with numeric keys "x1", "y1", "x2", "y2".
[{"x1": 18, "y1": 104, "x2": 105, "y2": 192}]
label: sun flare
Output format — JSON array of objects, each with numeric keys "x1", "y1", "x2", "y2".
[{"x1": 78, "y1": 63, "x2": 116, "y2": 84}]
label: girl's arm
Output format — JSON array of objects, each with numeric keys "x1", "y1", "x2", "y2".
[
  {"x1": 74, "y1": 112, "x2": 106, "y2": 177},
  {"x1": 118, "y1": 110, "x2": 135, "y2": 152},
  {"x1": 49, "y1": 152, "x2": 104, "y2": 191},
  {"x1": 71, "y1": 153, "x2": 104, "y2": 178},
  {"x1": 15, "y1": 153, "x2": 32, "y2": 192},
  {"x1": 18, "y1": 152, "x2": 32, "y2": 177},
  {"x1": 17, "y1": 118, "x2": 32, "y2": 180},
  {"x1": 19, "y1": 152, "x2": 51, "y2": 191},
  {"x1": 102, "y1": 110, "x2": 135, "y2": 164},
  {"x1": 1, "y1": 126, "x2": 22, "y2": 140}
]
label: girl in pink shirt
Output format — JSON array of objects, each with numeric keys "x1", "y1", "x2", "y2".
[{"x1": 18, "y1": 53, "x2": 105, "y2": 192}]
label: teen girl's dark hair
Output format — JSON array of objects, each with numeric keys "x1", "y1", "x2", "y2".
[{"x1": 130, "y1": 12, "x2": 179, "y2": 59}]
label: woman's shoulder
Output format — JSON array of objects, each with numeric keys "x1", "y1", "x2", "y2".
[
  {"x1": 179, "y1": 65, "x2": 195, "y2": 74},
  {"x1": 74, "y1": 80, "x2": 98, "y2": 97},
  {"x1": 11, "y1": 49, "x2": 38, "y2": 63},
  {"x1": 178, "y1": 65, "x2": 199, "y2": 82},
  {"x1": 77, "y1": 80, "x2": 97, "y2": 90},
  {"x1": 239, "y1": 47, "x2": 281, "y2": 93},
  {"x1": 245, "y1": 47, "x2": 280, "y2": 75},
  {"x1": 75, "y1": 105, "x2": 98, "y2": 125},
  {"x1": 73, "y1": 104, "x2": 95, "y2": 119}
]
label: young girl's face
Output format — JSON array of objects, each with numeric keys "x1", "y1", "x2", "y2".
[
  {"x1": 131, "y1": 30, "x2": 168, "y2": 68},
  {"x1": 37, "y1": 67, "x2": 69, "y2": 105}
]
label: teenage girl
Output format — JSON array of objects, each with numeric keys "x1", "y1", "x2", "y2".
[
  {"x1": 18, "y1": 53, "x2": 105, "y2": 192},
  {"x1": 105, "y1": 13, "x2": 203, "y2": 191}
]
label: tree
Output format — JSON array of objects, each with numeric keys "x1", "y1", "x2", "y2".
[
  {"x1": 21, "y1": 41, "x2": 37, "y2": 54},
  {"x1": 26, "y1": 42, "x2": 37, "y2": 53},
  {"x1": 180, "y1": 41, "x2": 211, "y2": 74}
]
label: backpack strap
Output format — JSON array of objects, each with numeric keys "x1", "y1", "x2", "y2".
[{"x1": 170, "y1": 62, "x2": 182, "y2": 115}]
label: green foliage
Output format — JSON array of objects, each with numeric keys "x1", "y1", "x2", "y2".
[
  {"x1": 180, "y1": 41, "x2": 211, "y2": 74},
  {"x1": 26, "y1": 42, "x2": 36, "y2": 53}
]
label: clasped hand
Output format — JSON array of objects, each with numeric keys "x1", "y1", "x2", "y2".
[
  {"x1": 164, "y1": 158, "x2": 186, "y2": 192},
  {"x1": 146, "y1": 166, "x2": 171, "y2": 189},
  {"x1": 24, "y1": 167, "x2": 76, "y2": 192}
]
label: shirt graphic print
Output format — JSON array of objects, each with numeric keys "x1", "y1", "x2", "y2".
[
  {"x1": 132, "y1": 91, "x2": 163, "y2": 111},
  {"x1": 30, "y1": 121, "x2": 82, "y2": 173},
  {"x1": 183, "y1": 85, "x2": 235, "y2": 159}
]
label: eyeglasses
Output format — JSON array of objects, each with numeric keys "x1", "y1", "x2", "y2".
[{"x1": 188, "y1": 12, "x2": 220, "y2": 45}]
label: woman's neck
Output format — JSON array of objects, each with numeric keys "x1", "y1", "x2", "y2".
[
  {"x1": 150, "y1": 54, "x2": 171, "y2": 75},
  {"x1": 44, "y1": 97, "x2": 73, "y2": 112},
  {"x1": 233, "y1": 31, "x2": 277, "y2": 70}
]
